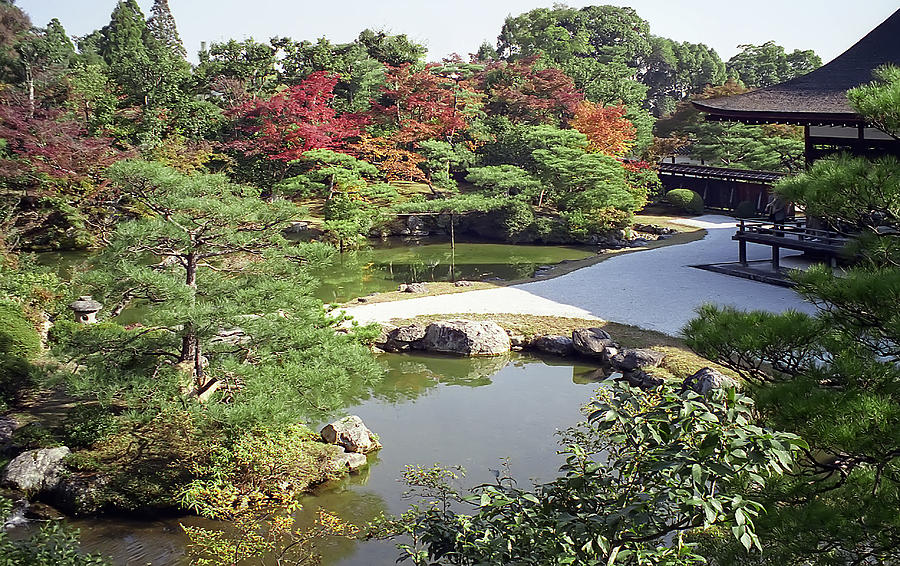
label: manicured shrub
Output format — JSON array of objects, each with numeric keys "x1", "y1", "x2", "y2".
[
  {"x1": 0, "y1": 301, "x2": 41, "y2": 360},
  {"x1": 665, "y1": 189, "x2": 704, "y2": 214},
  {"x1": 0, "y1": 358, "x2": 38, "y2": 411},
  {"x1": 734, "y1": 200, "x2": 759, "y2": 218}
]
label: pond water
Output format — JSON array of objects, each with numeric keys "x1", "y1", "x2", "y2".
[
  {"x1": 35, "y1": 238, "x2": 595, "y2": 304},
  {"x1": 68, "y1": 352, "x2": 609, "y2": 565}
]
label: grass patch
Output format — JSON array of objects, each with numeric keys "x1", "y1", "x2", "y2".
[{"x1": 387, "y1": 313, "x2": 737, "y2": 384}]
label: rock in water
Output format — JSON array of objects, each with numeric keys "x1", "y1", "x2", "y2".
[
  {"x1": 681, "y1": 367, "x2": 736, "y2": 395},
  {"x1": 331, "y1": 452, "x2": 368, "y2": 472},
  {"x1": 531, "y1": 335, "x2": 576, "y2": 356},
  {"x1": 383, "y1": 323, "x2": 428, "y2": 351},
  {"x1": 321, "y1": 416, "x2": 382, "y2": 454},
  {"x1": 2, "y1": 447, "x2": 70, "y2": 493},
  {"x1": 572, "y1": 328, "x2": 619, "y2": 361},
  {"x1": 421, "y1": 320, "x2": 511, "y2": 356},
  {"x1": 610, "y1": 349, "x2": 666, "y2": 372}
]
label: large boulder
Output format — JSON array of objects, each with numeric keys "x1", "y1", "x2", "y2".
[
  {"x1": 330, "y1": 452, "x2": 368, "y2": 473},
  {"x1": 530, "y1": 335, "x2": 576, "y2": 357},
  {"x1": 320, "y1": 416, "x2": 381, "y2": 454},
  {"x1": 572, "y1": 328, "x2": 619, "y2": 361},
  {"x1": 421, "y1": 320, "x2": 511, "y2": 356},
  {"x1": 2, "y1": 447, "x2": 70, "y2": 493},
  {"x1": 52, "y1": 473, "x2": 111, "y2": 516},
  {"x1": 621, "y1": 370, "x2": 664, "y2": 390},
  {"x1": 681, "y1": 367, "x2": 736, "y2": 395},
  {"x1": 382, "y1": 323, "x2": 428, "y2": 352},
  {"x1": 398, "y1": 283, "x2": 427, "y2": 293},
  {"x1": 610, "y1": 349, "x2": 666, "y2": 372}
]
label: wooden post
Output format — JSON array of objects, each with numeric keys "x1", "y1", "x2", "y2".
[
  {"x1": 739, "y1": 240, "x2": 747, "y2": 266},
  {"x1": 450, "y1": 212, "x2": 455, "y2": 250},
  {"x1": 772, "y1": 245, "x2": 780, "y2": 270}
]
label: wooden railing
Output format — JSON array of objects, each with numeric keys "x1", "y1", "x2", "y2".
[{"x1": 733, "y1": 219, "x2": 856, "y2": 268}]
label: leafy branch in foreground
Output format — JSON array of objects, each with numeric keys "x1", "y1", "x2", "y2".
[{"x1": 380, "y1": 380, "x2": 802, "y2": 565}]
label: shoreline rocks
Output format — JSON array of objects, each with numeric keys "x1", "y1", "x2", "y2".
[
  {"x1": 380, "y1": 320, "x2": 511, "y2": 356},
  {"x1": 2, "y1": 447, "x2": 70, "y2": 494}
]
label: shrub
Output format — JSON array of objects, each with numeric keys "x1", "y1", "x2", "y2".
[
  {"x1": 499, "y1": 199, "x2": 535, "y2": 240},
  {"x1": 62, "y1": 405, "x2": 120, "y2": 449},
  {"x1": 0, "y1": 357, "x2": 38, "y2": 411},
  {"x1": 665, "y1": 188, "x2": 704, "y2": 214},
  {"x1": 0, "y1": 301, "x2": 41, "y2": 360},
  {"x1": 734, "y1": 200, "x2": 759, "y2": 218}
]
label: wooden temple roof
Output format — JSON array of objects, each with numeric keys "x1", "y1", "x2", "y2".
[{"x1": 693, "y1": 9, "x2": 900, "y2": 126}]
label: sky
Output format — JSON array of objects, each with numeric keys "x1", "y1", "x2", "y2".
[{"x1": 15, "y1": 0, "x2": 900, "y2": 66}]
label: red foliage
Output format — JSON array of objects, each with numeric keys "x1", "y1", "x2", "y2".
[
  {"x1": 570, "y1": 101, "x2": 636, "y2": 157},
  {"x1": 370, "y1": 64, "x2": 476, "y2": 144},
  {"x1": 0, "y1": 102, "x2": 122, "y2": 186},
  {"x1": 476, "y1": 56, "x2": 583, "y2": 126},
  {"x1": 225, "y1": 71, "x2": 367, "y2": 162}
]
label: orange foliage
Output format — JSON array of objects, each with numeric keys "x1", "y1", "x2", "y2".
[
  {"x1": 347, "y1": 135, "x2": 427, "y2": 182},
  {"x1": 569, "y1": 101, "x2": 636, "y2": 157}
]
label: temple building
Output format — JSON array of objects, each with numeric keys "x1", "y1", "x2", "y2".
[{"x1": 693, "y1": 8, "x2": 900, "y2": 162}]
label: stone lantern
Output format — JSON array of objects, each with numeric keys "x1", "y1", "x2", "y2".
[{"x1": 68, "y1": 296, "x2": 102, "y2": 324}]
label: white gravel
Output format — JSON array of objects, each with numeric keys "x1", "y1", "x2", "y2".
[{"x1": 341, "y1": 215, "x2": 818, "y2": 336}]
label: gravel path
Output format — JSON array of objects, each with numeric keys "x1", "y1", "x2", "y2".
[{"x1": 342, "y1": 215, "x2": 818, "y2": 336}]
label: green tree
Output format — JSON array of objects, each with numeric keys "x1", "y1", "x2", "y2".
[
  {"x1": 357, "y1": 28, "x2": 426, "y2": 66},
  {"x1": 727, "y1": 41, "x2": 821, "y2": 88},
  {"x1": 195, "y1": 38, "x2": 277, "y2": 100},
  {"x1": 683, "y1": 67, "x2": 900, "y2": 564},
  {"x1": 52, "y1": 161, "x2": 380, "y2": 429},
  {"x1": 146, "y1": 0, "x2": 185, "y2": 59}
]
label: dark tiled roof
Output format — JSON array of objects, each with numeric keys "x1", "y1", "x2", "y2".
[
  {"x1": 657, "y1": 163, "x2": 785, "y2": 183},
  {"x1": 693, "y1": 9, "x2": 900, "y2": 125}
]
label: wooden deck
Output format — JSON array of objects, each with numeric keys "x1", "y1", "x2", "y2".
[{"x1": 733, "y1": 219, "x2": 856, "y2": 269}]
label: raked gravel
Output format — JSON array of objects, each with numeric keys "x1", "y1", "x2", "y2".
[{"x1": 341, "y1": 215, "x2": 818, "y2": 336}]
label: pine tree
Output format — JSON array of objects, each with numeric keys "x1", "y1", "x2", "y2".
[{"x1": 147, "y1": 0, "x2": 185, "y2": 59}]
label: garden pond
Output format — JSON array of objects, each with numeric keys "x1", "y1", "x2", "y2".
[{"x1": 62, "y1": 351, "x2": 609, "y2": 565}]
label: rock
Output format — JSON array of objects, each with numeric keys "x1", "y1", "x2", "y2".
[
  {"x1": 320, "y1": 416, "x2": 381, "y2": 454},
  {"x1": 0, "y1": 415, "x2": 21, "y2": 443},
  {"x1": 572, "y1": 328, "x2": 619, "y2": 361},
  {"x1": 52, "y1": 473, "x2": 110, "y2": 516},
  {"x1": 331, "y1": 452, "x2": 368, "y2": 473},
  {"x1": 421, "y1": 320, "x2": 511, "y2": 356},
  {"x1": 610, "y1": 349, "x2": 666, "y2": 372},
  {"x1": 284, "y1": 221, "x2": 309, "y2": 234},
  {"x1": 356, "y1": 297, "x2": 368, "y2": 303},
  {"x1": 398, "y1": 282, "x2": 427, "y2": 293},
  {"x1": 530, "y1": 335, "x2": 576, "y2": 357},
  {"x1": 621, "y1": 370, "x2": 664, "y2": 390},
  {"x1": 24, "y1": 502, "x2": 65, "y2": 521},
  {"x1": 507, "y1": 333, "x2": 527, "y2": 349},
  {"x1": 382, "y1": 323, "x2": 428, "y2": 352},
  {"x1": 681, "y1": 367, "x2": 736, "y2": 395},
  {"x1": 2, "y1": 447, "x2": 70, "y2": 493},
  {"x1": 454, "y1": 280, "x2": 475, "y2": 287}
]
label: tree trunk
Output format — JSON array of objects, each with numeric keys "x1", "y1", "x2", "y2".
[{"x1": 25, "y1": 63, "x2": 34, "y2": 119}]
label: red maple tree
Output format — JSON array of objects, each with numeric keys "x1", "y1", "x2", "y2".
[
  {"x1": 476, "y1": 56, "x2": 583, "y2": 126},
  {"x1": 225, "y1": 71, "x2": 367, "y2": 163},
  {"x1": 370, "y1": 64, "x2": 478, "y2": 144},
  {"x1": 0, "y1": 102, "x2": 122, "y2": 187},
  {"x1": 570, "y1": 101, "x2": 636, "y2": 157}
]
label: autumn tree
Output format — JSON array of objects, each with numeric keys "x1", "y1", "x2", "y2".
[
  {"x1": 371, "y1": 63, "x2": 475, "y2": 144},
  {"x1": 476, "y1": 56, "x2": 583, "y2": 126},
  {"x1": 225, "y1": 71, "x2": 367, "y2": 188},
  {"x1": 570, "y1": 101, "x2": 636, "y2": 157},
  {"x1": 346, "y1": 135, "x2": 426, "y2": 183}
]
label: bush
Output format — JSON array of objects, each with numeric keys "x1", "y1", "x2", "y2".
[
  {"x1": 0, "y1": 357, "x2": 38, "y2": 411},
  {"x1": 665, "y1": 189, "x2": 704, "y2": 214},
  {"x1": 0, "y1": 301, "x2": 41, "y2": 360},
  {"x1": 734, "y1": 200, "x2": 759, "y2": 218},
  {"x1": 62, "y1": 405, "x2": 120, "y2": 449}
]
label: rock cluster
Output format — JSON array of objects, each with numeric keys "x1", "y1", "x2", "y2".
[
  {"x1": 398, "y1": 282, "x2": 427, "y2": 293},
  {"x1": 320, "y1": 415, "x2": 381, "y2": 474}
]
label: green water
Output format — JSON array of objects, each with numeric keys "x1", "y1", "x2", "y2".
[
  {"x1": 70, "y1": 352, "x2": 610, "y2": 565},
  {"x1": 35, "y1": 238, "x2": 594, "y2": 304}
]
